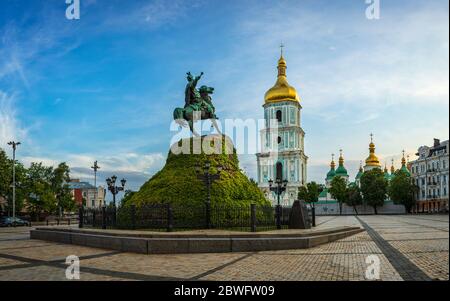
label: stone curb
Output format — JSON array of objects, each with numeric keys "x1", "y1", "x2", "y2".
[{"x1": 30, "y1": 228, "x2": 364, "y2": 254}]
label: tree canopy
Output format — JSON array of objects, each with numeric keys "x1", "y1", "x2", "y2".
[
  {"x1": 360, "y1": 168, "x2": 387, "y2": 214},
  {"x1": 0, "y1": 148, "x2": 75, "y2": 217},
  {"x1": 329, "y1": 176, "x2": 348, "y2": 215},
  {"x1": 388, "y1": 169, "x2": 417, "y2": 213}
]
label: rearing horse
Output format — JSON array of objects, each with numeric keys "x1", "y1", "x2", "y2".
[{"x1": 173, "y1": 73, "x2": 222, "y2": 137}]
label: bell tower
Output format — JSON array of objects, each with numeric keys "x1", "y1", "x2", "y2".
[{"x1": 256, "y1": 47, "x2": 308, "y2": 206}]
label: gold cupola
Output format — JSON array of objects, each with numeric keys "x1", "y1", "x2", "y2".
[
  {"x1": 365, "y1": 134, "x2": 381, "y2": 167},
  {"x1": 264, "y1": 48, "x2": 300, "y2": 104}
]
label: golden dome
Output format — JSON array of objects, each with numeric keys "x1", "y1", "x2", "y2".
[
  {"x1": 365, "y1": 135, "x2": 381, "y2": 167},
  {"x1": 264, "y1": 54, "x2": 300, "y2": 104}
]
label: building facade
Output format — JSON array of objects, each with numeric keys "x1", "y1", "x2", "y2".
[
  {"x1": 256, "y1": 51, "x2": 308, "y2": 206},
  {"x1": 409, "y1": 138, "x2": 449, "y2": 213},
  {"x1": 317, "y1": 135, "x2": 405, "y2": 214},
  {"x1": 68, "y1": 179, "x2": 106, "y2": 208}
]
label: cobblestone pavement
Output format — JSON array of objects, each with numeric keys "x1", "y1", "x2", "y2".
[{"x1": 0, "y1": 215, "x2": 448, "y2": 281}]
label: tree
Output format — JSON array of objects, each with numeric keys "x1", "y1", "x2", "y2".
[
  {"x1": 121, "y1": 190, "x2": 136, "y2": 207},
  {"x1": 329, "y1": 176, "x2": 348, "y2": 215},
  {"x1": 346, "y1": 183, "x2": 363, "y2": 215},
  {"x1": 0, "y1": 148, "x2": 27, "y2": 214},
  {"x1": 297, "y1": 182, "x2": 322, "y2": 204},
  {"x1": 360, "y1": 169, "x2": 387, "y2": 215},
  {"x1": 389, "y1": 170, "x2": 418, "y2": 213},
  {"x1": 51, "y1": 163, "x2": 74, "y2": 214},
  {"x1": 297, "y1": 182, "x2": 322, "y2": 227},
  {"x1": 25, "y1": 162, "x2": 56, "y2": 220}
]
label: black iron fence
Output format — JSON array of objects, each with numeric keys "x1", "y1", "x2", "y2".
[{"x1": 79, "y1": 204, "x2": 292, "y2": 232}]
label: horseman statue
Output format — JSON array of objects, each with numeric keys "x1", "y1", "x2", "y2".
[{"x1": 173, "y1": 72, "x2": 221, "y2": 136}]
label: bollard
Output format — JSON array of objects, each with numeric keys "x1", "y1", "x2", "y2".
[
  {"x1": 46, "y1": 220, "x2": 49, "y2": 226},
  {"x1": 250, "y1": 204, "x2": 257, "y2": 232}
]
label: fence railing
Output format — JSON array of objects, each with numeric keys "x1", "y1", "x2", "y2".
[{"x1": 79, "y1": 204, "x2": 293, "y2": 232}]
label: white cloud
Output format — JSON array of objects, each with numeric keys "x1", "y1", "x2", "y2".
[{"x1": 0, "y1": 91, "x2": 27, "y2": 148}]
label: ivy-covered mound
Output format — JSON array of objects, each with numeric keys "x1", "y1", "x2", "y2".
[{"x1": 128, "y1": 135, "x2": 269, "y2": 208}]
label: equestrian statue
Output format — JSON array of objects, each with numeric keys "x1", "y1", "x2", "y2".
[{"x1": 173, "y1": 72, "x2": 221, "y2": 136}]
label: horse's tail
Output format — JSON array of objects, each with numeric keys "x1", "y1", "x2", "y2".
[
  {"x1": 173, "y1": 107, "x2": 184, "y2": 120},
  {"x1": 173, "y1": 108, "x2": 188, "y2": 127}
]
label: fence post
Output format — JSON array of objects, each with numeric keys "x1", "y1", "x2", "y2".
[
  {"x1": 167, "y1": 204, "x2": 173, "y2": 232},
  {"x1": 102, "y1": 207, "x2": 106, "y2": 229},
  {"x1": 205, "y1": 202, "x2": 211, "y2": 229},
  {"x1": 131, "y1": 205, "x2": 136, "y2": 230},
  {"x1": 92, "y1": 210, "x2": 96, "y2": 227},
  {"x1": 78, "y1": 207, "x2": 84, "y2": 228},
  {"x1": 57, "y1": 218, "x2": 60, "y2": 226},
  {"x1": 46, "y1": 220, "x2": 49, "y2": 226},
  {"x1": 68, "y1": 218, "x2": 71, "y2": 226},
  {"x1": 251, "y1": 204, "x2": 256, "y2": 232}
]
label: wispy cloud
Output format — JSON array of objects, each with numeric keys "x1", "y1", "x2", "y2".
[{"x1": 0, "y1": 91, "x2": 27, "y2": 147}]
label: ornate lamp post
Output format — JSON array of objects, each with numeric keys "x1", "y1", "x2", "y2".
[
  {"x1": 106, "y1": 175, "x2": 126, "y2": 207},
  {"x1": 7, "y1": 141, "x2": 20, "y2": 221},
  {"x1": 91, "y1": 161, "x2": 100, "y2": 207},
  {"x1": 268, "y1": 178, "x2": 288, "y2": 229},
  {"x1": 195, "y1": 160, "x2": 223, "y2": 229}
]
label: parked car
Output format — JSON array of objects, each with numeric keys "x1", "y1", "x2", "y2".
[{"x1": 0, "y1": 217, "x2": 30, "y2": 227}]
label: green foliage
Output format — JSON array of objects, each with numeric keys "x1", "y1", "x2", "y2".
[
  {"x1": 0, "y1": 148, "x2": 76, "y2": 216},
  {"x1": 121, "y1": 190, "x2": 137, "y2": 207},
  {"x1": 51, "y1": 163, "x2": 75, "y2": 213},
  {"x1": 388, "y1": 170, "x2": 418, "y2": 213},
  {"x1": 297, "y1": 182, "x2": 322, "y2": 204},
  {"x1": 329, "y1": 176, "x2": 348, "y2": 215},
  {"x1": 346, "y1": 183, "x2": 363, "y2": 214},
  {"x1": 360, "y1": 168, "x2": 387, "y2": 214},
  {"x1": 129, "y1": 136, "x2": 269, "y2": 208}
]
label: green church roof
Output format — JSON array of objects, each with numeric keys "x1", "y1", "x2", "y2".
[
  {"x1": 326, "y1": 169, "x2": 335, "y2": 180},
  {"x1": 318, "y1": 188, "x2": 328, "y2": 198},
  {"x1": 335, "y1": 165, "x2": 348, "y2": 176}
]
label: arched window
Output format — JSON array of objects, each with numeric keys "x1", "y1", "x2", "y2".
[
  {"x1": 277, "y1": 136, "x2": 282, "y2": 144},
  {"x1": 276, "y1": 110, "x2": 282, "y2": 122},
  {"x1": 276, "y1": 162, "x2": 283, "y2": 181}
]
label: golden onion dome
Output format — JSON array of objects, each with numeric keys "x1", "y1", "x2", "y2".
[
  {"x1": 365, "y1": 135, "x2": 381, "y2": 167},
  {"x1": 264, "y1": 54, "x2": 300, "y2": 104}
]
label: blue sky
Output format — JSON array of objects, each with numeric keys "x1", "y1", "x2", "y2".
[{"x1": 0, "y1": 0, "x2": 448, "y2": 200}]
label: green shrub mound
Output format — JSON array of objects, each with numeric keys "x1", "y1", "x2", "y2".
[{"x1": 128, "y1": 135, "x2": 270, "y2": 208}]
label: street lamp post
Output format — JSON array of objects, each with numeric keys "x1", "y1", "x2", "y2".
[
  {"x1": 268, "y1": 178, "x2": 288, "y2": 230},
  {"x1": 195, "y1": 161, "x2": 223, "y2": 229},
  {"x1": 7, "y1": 141, "x2": 21, "y2": 221},
  {"x1": 91, "y1": 161, "x2": 100, "y2": 207},
  {"x1": 106, "y1": 175, "x2": 126, "y2": 207}
]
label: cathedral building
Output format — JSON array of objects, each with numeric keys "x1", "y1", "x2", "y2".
[
  {"x1": 317, "y1": 134, "x2": 405, "y2": 214},
  {"x1": 256, "y1": 50, "x2": 308, "y2": 206}
]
